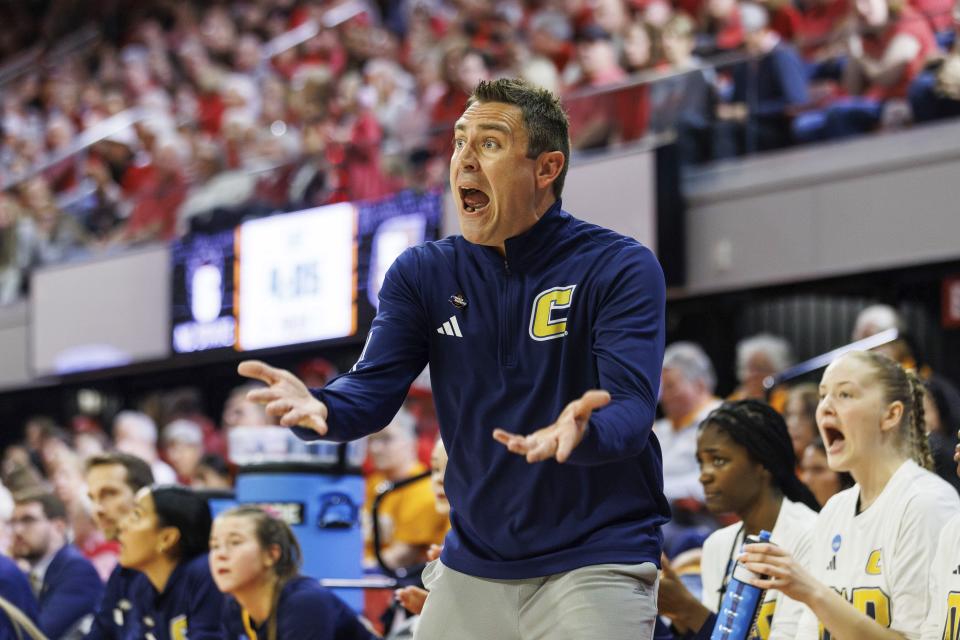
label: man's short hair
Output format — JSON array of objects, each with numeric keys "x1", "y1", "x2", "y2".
[
  {"x1": 467, "y1": 78, "x2": 570, "y2": 199},
  {"x1": 736, "y1": 334, "x2": 794, "y2": 376},
  {"x1": 85, "y1": 452, "x2": 155, "y2": 491},
  {"x1": 13, "y1": 490, "x2": 67, "y2": 522},
  {"x1": 663, "y1": 342, "x2": 716, "y2": 392},
  {"x1": 114, "y1": 410, "x2": 159, "y2": 444}
]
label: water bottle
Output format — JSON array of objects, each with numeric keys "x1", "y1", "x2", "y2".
[{"x1": 710, "y1": 529, "x2": 772, "y2": 640}]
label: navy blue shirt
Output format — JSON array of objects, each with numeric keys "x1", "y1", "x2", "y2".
[
  {"x1": 84, "y1": 566, "x2": 151, "y2": 640},
  {"x1": 38, "y1": 544, "x2": 104, "y2": 639},
  {"x1": 0, "y1": 554, "x2": 39, "y2": 640},
  {"x1": 92, "y1": 555, "x2": 222, "y2": 640},
  {"x1": 221, "y1": 576, "x2": 375, "y2": 640},
  {"x1": 732, "y1": 41, "x2": 809, "y2": 121},
  {"x1": 298, "y1": 201, "x2": 668, "y2": 579}
]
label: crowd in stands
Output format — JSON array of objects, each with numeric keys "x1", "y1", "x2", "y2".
[{"x1": 2, "y1": 0, "x2": 960, "y2": 306}]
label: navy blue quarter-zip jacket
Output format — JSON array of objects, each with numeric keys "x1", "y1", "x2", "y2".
[{"x1": 298, "y1": 200, "x2": 669, "y2": 579}]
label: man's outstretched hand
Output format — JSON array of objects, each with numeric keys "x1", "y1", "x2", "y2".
[
  {"x1": 493, "y1": 390, "x2": 611, "y2": 463},
  {"x1": 237, "y1": 360, "x2": 329, "y2": 435}
]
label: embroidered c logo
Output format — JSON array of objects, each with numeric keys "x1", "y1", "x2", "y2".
[{"x1": 529, "y1": 285, "x2": 576, "y2": 341}]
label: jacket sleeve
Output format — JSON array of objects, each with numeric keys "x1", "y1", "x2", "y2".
[
  {"x1": 39, "y1": 550, "x2": 104, "y2": 640},
  {"x1": 293, "y1": 247, "x2": 430, "y2": 442},
  {"x1": 568, "y1": 243, "x2": 665, "y2": 465}
]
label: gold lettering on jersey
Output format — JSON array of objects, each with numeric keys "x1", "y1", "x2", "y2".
[
  {"x1": 865, "y1": 549, "x2": 883, "y2": 576},
  {"x1": 529, "y1": 285, "x2": 576, "y2": 341},
  {"x1": 851, "y1": 587, "x2": 891, "y2": 626},
  {"x1": 753, "y1": 600, "x2": 777, "y2": 640},
  {"x1": 170, "y1": 615, "x2": 188, "y2": 640},
  {"x1": 819, "y1": 587, "x2": 891, "y2": 640},
  {"x1": 943, "y1": 592, "x2": 960, "y2": 640}
]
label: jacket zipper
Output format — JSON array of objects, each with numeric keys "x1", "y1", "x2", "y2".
[{"x1": 500, "y1": 258, "x2": 516, "y2": 368}]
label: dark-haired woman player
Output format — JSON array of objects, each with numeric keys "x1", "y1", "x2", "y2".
[
  {"x1": 211, "y1": 505, "x2": 376, "y2": 640},
  {"x1": 116, "y1": 485, "x2": 223, "y2": 639},
  {"x1": 658, "y1": 400, "x2": 820, "y2": 639}
]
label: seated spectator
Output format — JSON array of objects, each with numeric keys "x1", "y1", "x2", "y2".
[
  {"x1": 851, "y1": 302, "x2": 920, "y2": 365},
  {"x1": 728, "y1": 333, "x2": 794, "y2": 411},
  {"x1": 161, "y1": 419, "x2": 205, "y2": 485},
  {"x1": 909, "y1": 6, "x2": 960, "y2": 123},
  {"x1": 924, "y1": 376, "x2": 960, "y2": 494},
  {"x1": 565, "y1": 25, "x2": 630, "y2": 150},
  {"x1": 49, "y1": 450, "x2": 119, "y2": 581},
  {"x1": 795, "y1": 0, "x2": 851, "y2": 68},
  {"x1": 794, "y1": 0, "x2": 937, "y2": 141},
  {"x1": 193, "y1": 454, "x2": 233, "y2": 490},
  {"x1": 222, "y1": 383, "x2": 272, "y2": 432},
  {"x1": 0, "y1": 192, "x2": 24, "y2": 305},
  {"x1": 105, "y1": 137, "x2": 189, "y2": 246},
  {"x1": 394, "y1": 438, "x2": 450, "y2": 621},
  {"x1": 11, "y1": 491, "x2": 103, "y2": 639},
  {"x1": 84, "y1": 452, "x2": 155, "y2": 640},
  {"x1": 528, "y1": 9, "x2": 576, "y2": 74},
  {"x1": 15, "y1": 176, "x2": 89, "y2": 271},
  {"x1": 714, "y1": 3, "x2": 810, "y2": 157},
  {"x1": 116, "y1": 486, "x2": 223, "y2": 638},
  {"x1": 653, "y1": 342, "x2": 723, "y2": 504},
  {"x1": 364, "y1": 408, "x2": 449, "y2": 572},
  {"x1": 212, "y1": 505, "x2": 375, "y2": 640},
  {"x1": 0, "y1": 552, "x2": 39, "y2": 640},
  {"x1": 799, "y1": 438, "x2": 855, "y2": 506},
  {"x1": 112, "y1": 411, "x2": 177, "y2": 484},
  {"x1": 697, "y1": 0, "x2": 745, "y2": 54},
  {"x1": 429, "y1": 46, "x2": 490, "y2": 154},
  {"x1": 657, "y1": 401, "x2": 819, "y2": 637},
  {"x1": 648, "y1": 13, "x2": 718, "y2": 164},
  {"x1": 784, "y1": 383, "x2": 821, "y2": 463},
  {"x1": 763, "y1": 0, "x2": 804, "y2": 42}
]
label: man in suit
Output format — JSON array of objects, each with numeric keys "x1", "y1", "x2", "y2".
[{"x1": 11, "y1": 491, "x2": 102, "y2": 639}]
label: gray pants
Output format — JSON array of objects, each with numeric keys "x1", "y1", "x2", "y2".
[{"x1": 413, "y1": 560, "x2": 659, "y2": 640}]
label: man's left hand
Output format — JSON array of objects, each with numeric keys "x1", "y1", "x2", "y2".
[{"x1": 493, "y1": 390, "x2": 611, "y2": 463}]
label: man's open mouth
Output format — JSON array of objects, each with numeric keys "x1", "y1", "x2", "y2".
[{"x1": 459, "y1": 187, "x2": 490, "y2": 213}]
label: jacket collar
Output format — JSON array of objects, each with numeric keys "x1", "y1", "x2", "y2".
[{"x1": 467, "y1": 199, "x2": 568, "y2": 272}]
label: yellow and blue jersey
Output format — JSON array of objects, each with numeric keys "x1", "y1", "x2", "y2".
[
  {"x1": 111, "y1": 554, "x2": 223, "y2": 640},
  {"x1": 296, "y1": 200, "x2": 669, "y2": 580},
  {"x1": 221, "y1": 576, "x2": 375, "y2": 640}
]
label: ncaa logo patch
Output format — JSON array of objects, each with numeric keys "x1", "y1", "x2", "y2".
[
  {"x1": 529, "y1": 285, "x2": 577, "y2": 341},
  {"x1": 832, "y1": 534, "x2": 842, "y2": 552}
]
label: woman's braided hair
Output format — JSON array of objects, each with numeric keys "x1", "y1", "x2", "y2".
[
  {"x1": 701, "y1": 399, "x2": 821, "y2": 512},
  {"x1": 847, "y1": 351, "x2": 934, "y2": 470}
]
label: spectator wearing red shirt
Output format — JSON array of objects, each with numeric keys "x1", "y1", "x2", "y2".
[
  {"x1": 529, "y1": 9, "x2": 577, "y2": 73},
  {"x1": 429, "y1": 47, "x2": 491, "y2": 154},
  {"x1": 794, "y1": 0, "x2": 937, "y2": 140},
  {"x1": 698, "y1": 0, "x2": 746, "y2": 54},
  {"x1": 796, "y1": 0, "x2": 852, "y2": 61},
  {"x1": 109, "y1": 137, "x2": 188, "y2": 245},
  {"x1": 565, "y1": 24, "x2": 630, "y2": 149}
]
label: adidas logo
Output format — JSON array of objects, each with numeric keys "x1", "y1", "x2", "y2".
[
  {"x1": 953, "y1": 565, "x2": 960, "y2": 575},
  {"x1": 436, "y1": 316, "x2": 463, "y2": 337},
  {"x1": 826, "y1": 556, "x2": 837, "y2": 571}
]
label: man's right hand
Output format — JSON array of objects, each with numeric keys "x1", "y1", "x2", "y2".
[{"x1": 237, "y1": 360, "x2": 329, "y2": 436}]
